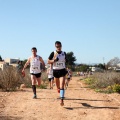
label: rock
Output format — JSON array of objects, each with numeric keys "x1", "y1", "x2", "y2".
[{"x1": 20, "y1": 84, "x2": 26, "y2": 90}]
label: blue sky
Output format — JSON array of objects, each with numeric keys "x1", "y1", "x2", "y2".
[{"x1": 0, "y1": 0, "x2": 120, "y2": 64}]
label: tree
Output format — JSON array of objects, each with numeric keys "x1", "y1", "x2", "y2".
[
  {"x1": 22, "y1": 59, "x2": 30, "y2": 68},
  {"x1": 66, "y1": 52, "x2": 76, "y2": 70},
  {"x1": 0, "y1": 55, "x2": 2, "y2": 61},
  {"x1": 97, "y1": 63, "x2": 105, "y2": 69},
  {"x1": 107, "y1": 57, "x2": 120, "y2": 67},
  {"x1": 76, "y1": 64, "x2": 89, "y2": 72}
]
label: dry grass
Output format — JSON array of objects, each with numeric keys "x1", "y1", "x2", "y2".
[
  {"x1": 23, "y1": 69, "x2": 48, "y2": 89},
  {"x1": 0, "y1": 67, "x2": 48, "y2": 91},
  {"x1": 84, "y1": 71, "x2": 120, "y2": 93},
  {"x1": 0, "y1": 66, "x2": 23, "y2": 91}
]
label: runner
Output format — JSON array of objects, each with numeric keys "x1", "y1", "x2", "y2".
[
  {"x1": 17, "y1": 60, "x2": 24, "y2": 76},
  {"x1": 48, "y1": 41, "x2": 67, "y2": 106},
  {"x1": 22, "y1": 47, "x2": 45, "y2": 99},
  {"x1": 65, "y1": 67, "x2": 72, "y2": 89},
  {"x1": 47, "y1": 64, "x2": 54, "y2": 89}
]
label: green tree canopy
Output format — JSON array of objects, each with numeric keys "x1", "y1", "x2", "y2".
[
  {"x1": 66, "y1": 52, "x2": 76, "y2": 66},
  {"x1": 0, "y1": 55, "x2": 2, "y2": 61},
  {"x1": 75, "y1": 64, "x2": 89, "y2": 72}
]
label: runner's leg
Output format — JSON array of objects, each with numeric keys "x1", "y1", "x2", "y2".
[
  {"x1": 65, "y1": 78, "x2": 68, "y2": 89},
  {"x1": 60, "y1": 76, "x2": 65, "y2": 106},
  {"x1": 36, "y1": 77, "x2": 41, "y2": 87},
  {"x1": 54, "y1": 77, "x2": 60, "y2": 93},
  {"x1": 31, "y1": 75, "x2": 37, "y2": 98},
  {"x1": 51, "y1": 79, "x2": 53, "y2": 89}
]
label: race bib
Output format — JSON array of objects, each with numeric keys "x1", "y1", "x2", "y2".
[
  {"x1": 31, "y1": 66, "x2": 39, "y2": 70},
  {"x1": 31, "y1": 64, "x2": 39, "y2": 70},
  {"x1": 55, "y1": 62, "x2": 65, "y2": 68}
]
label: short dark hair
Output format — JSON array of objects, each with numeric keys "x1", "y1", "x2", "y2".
[
  {"x1": 55, "y1": 41, "x2": 62, "y2": 46},
  {"x1": 31, "y1": 47, "x2": 37, "y2": 52}
]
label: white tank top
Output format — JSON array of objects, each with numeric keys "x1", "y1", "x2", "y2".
[
  {"x1": 53, "y1": 51, "x2": 66, "y2": 70},
  {"x1": 67, "y1": 70, "x2": 71, "y2": 78},
  {"x1": 48, "y1": 68, "x2": 53, "y2": 78},
  {"x1": 30, "y1": 55, "x2": 41, "y2": 74}
]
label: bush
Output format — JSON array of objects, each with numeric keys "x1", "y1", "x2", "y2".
[
  {"x1": 0, "y1": 67, "x2": 48, "y2": 91},
  {"x1": 41, "y1": 71, "x2": 48, "y2": 84},
  {"x1": 112, "y1": 84, "x2": 120, "y2": 93},
  {"x1": 23, "y1": 70, "x2": 48, "y2": 89},
  {"x1": 22, "y1": 69, "x2": 31, "y2": 88},
  {"x1": 84, "y1": 78, "x2": 95, "y2": 85},
  {"x1": 40, "y1": 71, "x2": 48, "y2": 89},
  {"x1": 38, "y1": 84, "x2": 47, "y2": 89},
  {"x1": 84, "y1": 72, "x2": 120, "y2": 93},
  {"x1": 0, "y1": 67, "x2": 23, "y2": 91}
]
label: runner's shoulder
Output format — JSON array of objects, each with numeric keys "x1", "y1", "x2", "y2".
[
  {"x1": 48, "y1": 51, "x2": 54, "y2": 60},
  {"x1": 37, "y1": 55, "x2": 42, "y2": 59}
]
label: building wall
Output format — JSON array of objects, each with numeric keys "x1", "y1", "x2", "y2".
[
  {"x1": 0, "y1": 62, "x2": 6, "y2": 70},
  {"x1": 5, "y1": 58, "x2": 19, "y2": 64},
  {"x1": 5, "y1": 58, "x2": 19, "y2": 67}
]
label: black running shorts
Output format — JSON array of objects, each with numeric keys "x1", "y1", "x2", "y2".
[
  {"x1": 67, "y1": 78, "x2": 71, "y2": 80},
  {"x1": 48, "y1": 77, "x2": 54, "y2": 81},
  {"x1": 53, "y1": 69, "x2": 67, "y2": 78},
  {"x1": 31, "y1": 73, "x2": 41, "y2": 78}
]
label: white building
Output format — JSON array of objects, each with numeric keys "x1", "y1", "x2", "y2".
[
  {"x1": 5, "y1": 58, "x2": 19, "y2": 67},
  {"x1": 89, "y1": 67, "x2": 103, "y2": 72},
  {"x1": 117, "y1": 63, "x2": 120, "y2": 68},
  {"x1": 0, "y1": 61, "x2": 7, "y2": 70}
]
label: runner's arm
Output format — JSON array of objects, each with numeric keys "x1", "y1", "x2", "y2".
[
  {"x1": 48, "y1": 52, "x2": 56, "y2": 64},
  {"x1": 64, "y1": 52, "x2": 68, "y2": 63},
  {"x1": 46, "y1": 68, "x2": 49, "y2": 74},
  {"x1": 70, "y1": 70, "x2": 72, "y2": 80},
  {"x1": 22, "y1": 58, "x2": 30, "y2": 72},
  {"x1": 40, "y1": 57, "x2": 45, "y2": 70}
]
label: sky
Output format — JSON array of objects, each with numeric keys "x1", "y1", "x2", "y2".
[{"x1": 0, "y1": 0, "x2": 120, "y2": 64}]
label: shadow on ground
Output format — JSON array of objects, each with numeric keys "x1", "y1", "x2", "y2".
[
  {"x1": 64, "y1": 98, "x2": 108, "y2": 102},
  {"x1": 0, "y1": 116, "x2": 22, "y2": 120},
  {"x1": 64, "y1": 103, "x2": 120, "y2": 110}
]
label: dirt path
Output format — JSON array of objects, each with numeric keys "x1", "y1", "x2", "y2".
[{"x1": 0, "y1": 77, "x2": 120, "y2": 120}]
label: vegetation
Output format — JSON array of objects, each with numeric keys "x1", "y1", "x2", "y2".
[
  {"x1": 75, "y1": 64, "x2": 90, "y2": 72},
  {"x1": 83, "y1": 72, "x2": 120, "y2": 93},
  {"x1": 66, "y1": 52, "x2": 76, "y2": 71},
  {"x1": 22, "y1": 69, "x2": 48, "y2": 89},
  {"x1": 0, "y1": 66, "x2": 23, "y2": 91},
  {"x1": 0, "y1": 55, "x2": 2, "y2": 61},
  {"x1": 107, "y1": 57, "x2": 120, "y2": 68},
  {"x1": 0, "y1": 66, "x2": 48, "y2": 91}
]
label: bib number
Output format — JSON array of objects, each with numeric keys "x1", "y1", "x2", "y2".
[
  {"x1": 31, "y1": 66, "x2": 39, "y2": 70},
  {"x1": 55, "y1": 62, "x2": 65, "y2": 67}
]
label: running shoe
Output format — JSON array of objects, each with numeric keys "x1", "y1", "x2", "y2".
[{"x1": 33, "y1": 94, "x2": 37, "y2": 99}]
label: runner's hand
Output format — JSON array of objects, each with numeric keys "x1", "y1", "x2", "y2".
[
  {"x1": 21, "y1": 70, "x2": 25, "y2": 77},
  {"x1": 54, "y1": 57, "x2": 59, "y2": 62},
  {"x1": 22, "y1": 69, "x2": 25, "y2": 73}
]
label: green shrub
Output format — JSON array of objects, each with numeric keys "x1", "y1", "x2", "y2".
[
  {"x1": 37, "y1": 84, "x2": 47, "y2": 89},
  {"x1": 84, "y1": 78, "x2": 95, "y2": 85},
  {"x1": 84, "y1": 72, "x2": 120, "y2": 93},
  {"x1": 112, "y1": 84, "x2": 120, "y2": 93}
]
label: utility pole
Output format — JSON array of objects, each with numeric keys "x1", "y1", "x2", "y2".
[{"x1": 103, "y1": 57, "x2": 105, "y2": 64}]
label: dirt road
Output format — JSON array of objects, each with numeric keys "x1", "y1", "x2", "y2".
[{"x1": 0, "y1": 77, "x2": 120, "y2": 120}]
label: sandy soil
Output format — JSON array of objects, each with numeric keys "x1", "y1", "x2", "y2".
[{"x1": 0, "y1": 77, "x2": 120, "y2": 120}]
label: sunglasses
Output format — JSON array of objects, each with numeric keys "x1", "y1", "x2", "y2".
[{"x1": 56, "y1": 46, "x2": 61, "y2": 48}]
